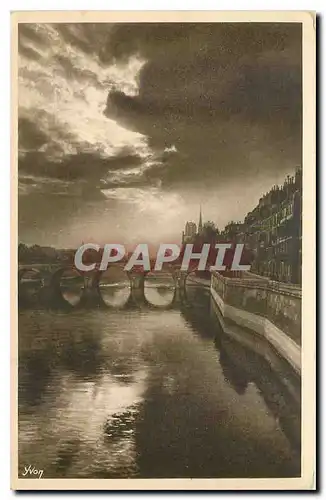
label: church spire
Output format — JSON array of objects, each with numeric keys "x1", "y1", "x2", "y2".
[{"x1": 198, "y1": 205, "x2": 203, "y2": 234}]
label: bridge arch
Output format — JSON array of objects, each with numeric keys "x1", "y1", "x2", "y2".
[
  {"x1": 92, "y1": 267, "x2": 131, "y2": 308},
  {"x1": 142, "y1": 269, "x2": 177, "y2": 308},
  {"x1": 50, "y1": 266, "x2": 85, "y2": 307},
  {"x1": 18, "y1": 267, "x2": 44, "y2": 306},
  {"x1": 17, "y1": 264, "x2": 203, "y2": 309}
]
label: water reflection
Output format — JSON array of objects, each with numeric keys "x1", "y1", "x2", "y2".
[
  {"x1": 181, "y1": 291, "x2": 300, "y2": 453},
  {"x1": 59, "y1": 268, "x2": 84, "y2": 306},
  {"x1": 18, "y1": 289, "x2": 300, "y2": 479},
  {"x1": 144, "y1": 271, "x2": 176, "y2": 307},
  {"x1": 18, "y1": 268, "x2": 43, "y2": 307},
  {"x1": 213, "y1": 335, "x2": 301, "y2": 453},
  {"x1": 95, "y1": 267, "x2": 131, "y2": 308},
  {"x1": 183, "y1": 271, "x2": 211, "y2": 306}
]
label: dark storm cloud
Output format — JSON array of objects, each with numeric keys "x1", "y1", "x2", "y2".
[
  {"x1": 19, "y1": 150, "x2": 145, "y2": 183},
  {"x1": 19, "y1": 117, "x2": 48, "y2": 150},
  {"x1": 104, "y1": 23, "x2": 301, "y2": 60},
  {"x1": 18, "y1": 22, "x2": 302, "y2": 246},
  {"x1": 104, "y1": 23, "x2": 302, "y2": 187},
  {"x1": 18, "y1": 115, "x2": 153, "y2": 192},
  {"x1": 18, "y1": 23, "x2": 153, "y2": 200},
  {"x1": 19, "y1": 114, "x2": 78, "y2": 155},
  {"x1": 19, "y1": 113, "x2": 149, "y2": 194},
  {"x1": 19, "y1": 22, "x2": 302, "y2": 192}
]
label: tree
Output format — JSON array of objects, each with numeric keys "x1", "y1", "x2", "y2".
[
  {"x1": 202, "y1": 221, "x2": 218, "y2": 243},
  {"x1": 18, "y1": 243, "x2": 29, "y2": 262}
]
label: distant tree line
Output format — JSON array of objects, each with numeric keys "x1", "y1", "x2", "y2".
[{"x1": 18, "y1": 243, "x2": 75, "y2": 264}]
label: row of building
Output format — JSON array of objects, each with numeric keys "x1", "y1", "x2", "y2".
[{"x1": 182, "y1": 167, "x2": 302, "y2": 285}]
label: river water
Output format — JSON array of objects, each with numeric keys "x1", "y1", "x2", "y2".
[{"x1": 18, "y1": 283, "x2": 301, "y2": 479}]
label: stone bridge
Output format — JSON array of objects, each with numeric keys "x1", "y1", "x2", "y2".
[{"x1": 18, "y1": 263, "x2": 210, "y2": 309}]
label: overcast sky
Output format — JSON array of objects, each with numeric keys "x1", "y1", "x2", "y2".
[{"x1": 18, "y1": 22, "x2": 302, "y2": 248}]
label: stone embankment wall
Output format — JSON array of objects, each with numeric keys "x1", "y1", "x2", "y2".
[{"x1": 210, "y1": 271, "x2": 301, "y2": 374}]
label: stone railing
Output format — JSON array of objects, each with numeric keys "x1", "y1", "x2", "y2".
[{"x1": 210, "y1": 271, "x2": 301, "y2": 374}]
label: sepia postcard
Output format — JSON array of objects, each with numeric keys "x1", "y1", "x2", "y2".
[{"x1": 11, "y1": 11, "x2": 316, "y2": 490}]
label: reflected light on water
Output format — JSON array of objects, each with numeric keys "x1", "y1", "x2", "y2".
[
  {"x1": 18, "y1": 290, "x2": 301, "y2": 479},
  {"x1": 60, "y1": 269, "x2": 84, "y2": 306},
  {"x1": 97, "y1": 267, "x2": 131, "y2": 307},
  {"x1": 144, "y1": 271, "x2": 176, "y2": 307},
  {"x1": 19, "y1": 268, "x2": 44, "y2": 305}
]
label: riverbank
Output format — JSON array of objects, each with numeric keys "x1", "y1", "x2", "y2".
[{"x1": 209, "y1": 271, "x2": 301, "y2": 375}]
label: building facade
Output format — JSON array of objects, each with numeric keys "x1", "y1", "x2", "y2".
[
  {"x1": 219, "y1": 221, "x2": 244, "y2": 242},
  {"x1": 220, "y1": 167, "x2": 302, "y2": 284}
]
